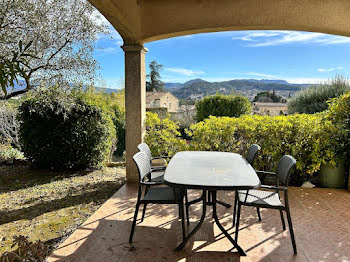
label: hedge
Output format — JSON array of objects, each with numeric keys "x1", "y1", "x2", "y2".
[
  {"x1": 18, "y1": 87, "x2": 116, "y2": 170},
  {"x1": 195, "y1": 94, "x2": 251, "y2": 122},
  {"x1": 145, "y1": 111, "x2": 342, "y2": 185}
]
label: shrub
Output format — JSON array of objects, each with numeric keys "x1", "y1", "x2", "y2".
[
  {"x1": 145, "y1": 112, "x2": 188, "y2": 157},
  {"x1": 0, "y1": 102, "x2": 20, "y2": 148},
  {"x1": 0, "y1": 144, "x2": 24, "y2": 164},
  {"x1": 326, "y1": 91, "x2": 350, "y2": 161},
  {"x1": 188, "y1": 114, "x2": 326, "y2": 185},
  {"x1": 0, "y1": 235, "x2": 47, "y2": 262},
  {"x1": 195, "y1": 94, "x2": 251, "y2": 122},
  {"x1": 18, "y1": 87, "x2": 116, "y2": 170},
  {"x1": 288, "y1": 76, "x2": 350, "y2": 114},
  {"x1": 82, "y1": 88, "x2": 125, "y2": 156},
  {"x1": 113, "y1": 106, "x2": 125, "y2": 156}
]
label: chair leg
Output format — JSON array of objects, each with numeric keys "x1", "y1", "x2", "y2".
[
  {"x1": 286, "y1": 207, "x2": 297, "y2": 254},
  {"x1": 235, "y1": 203, "x2": 241, "y2": 243},
  {"x1": 256, "y1": 207, "x2": 262, "y2": 221},
  {"x1": 233, "y1": 192, "x2": 238, "y2": 227},
  {"x1": 129, "y1": 202, "x2": 141, "y2": 243},
  {"x1": 185, "y1": 190, "x2": 190, "y2": 225},
  {"x1": 141, "y1": 203, "x2": 147, "y2": 222},
  {"x1": 179, "y1": 202, "x2": 186, "y2": 241},
  {"x1": 279, "y1": 209, "x2": 286, "y2": 231}
]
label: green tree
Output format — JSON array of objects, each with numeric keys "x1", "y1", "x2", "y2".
[
  {"x1": 195, "y1": 94, "x2": 252, "y2": 122},
  {"x1": 146, "y1": 61, "x2": 164, "y2": 92},
  {"x1": 0, "y1": 41, "x2": 35, "y2": 99},
  {"x1": 253, "y1": 90, "x2": 282, "y2": 102},
  {"x1": 0, "y1": 0, "x2": 110, "y2": 100},
  {"x1": 288, "y1": 75, "x2": 350, "y2": 114}
]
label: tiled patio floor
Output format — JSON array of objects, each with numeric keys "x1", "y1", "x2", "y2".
[{"x1": 48, "y1": 184, "x2": 350, "y2": 262}]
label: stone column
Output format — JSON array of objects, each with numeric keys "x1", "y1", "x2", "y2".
[{"x1": 121, "y1": 44, "x2": 148, "y2": 183}]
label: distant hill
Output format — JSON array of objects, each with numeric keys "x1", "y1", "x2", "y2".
[
  {"x1": 166, "y1": 79, "x2": 311, "y2": 101},
  {"x1": 164, "y1": 78, "x2": 207, "y2": 90},
  {"x1": 3, "y1": 80, "x2": 119, "y2": 94}
]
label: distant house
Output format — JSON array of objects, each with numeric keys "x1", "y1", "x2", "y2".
[
  {"x1": 252, "y1": 102, "x2": 288, "y2": 116},
  {"x1": 146, "y1": 92, "x2": 179, "y2": 112}
]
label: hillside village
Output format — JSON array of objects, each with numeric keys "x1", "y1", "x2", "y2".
[{"x1": 145, "y1": 78, "x2": 309, "y2": 115}]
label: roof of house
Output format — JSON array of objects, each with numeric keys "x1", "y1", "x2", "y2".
[{"x1": 146, "y1": 92, "x2": 177, "y2": 103}]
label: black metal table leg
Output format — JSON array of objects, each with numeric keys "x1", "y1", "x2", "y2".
[
  {"x1": 187, "y1": 192, "x2": 231, "y2": 208},
  {"x1": 174, "y1": 190, "x2": 207, "y2": 251},
  {"x1": 211, "y1": 191, "x2": 247, "y2": 256},
  {"x1": 217, "y1": 199, "x2": 232, "y2": 208}
]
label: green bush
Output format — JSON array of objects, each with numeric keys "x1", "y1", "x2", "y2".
[
  {"x1": 326, "y1": 91, "x2": 350, "y2": 161},
  {"x1": 82, "y1": 88, "x2": 125, "y2": 156},
  {"x1": 288, "y1": 76, "x2": 350, "y2": 114},
  {"x1": 18, "y1": 87, "x2": 116, "y2": 170},
  {"x1": 0, "y1": 102, "x2": 20, "y2": 148},
  {"x1": 195, "y1": 94, "x2": 252, "y2": 122},
  {"x1": 0, "y1": 144, "x2": 24, "y2": 164},
  {"x1": 146, "y1": 110, "x2": 344, "y2": 185},
  {"x1": 187, "y1": 114, "x2": 325, "y2": 184},
  {"x1": 113, "y1": 106, "x2": 125, "y2": 156},
  {"x1": 145, "y1": 112, "x2": 188, "y2": 157}
]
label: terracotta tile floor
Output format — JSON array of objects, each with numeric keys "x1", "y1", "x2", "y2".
[{"x1": 48, "y1": 184, "x2": 350, "y2": 262}]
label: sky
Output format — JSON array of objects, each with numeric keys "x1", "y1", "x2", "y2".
[{"x1": 94, "y1": 27, "x2": 350, "y2": 89}]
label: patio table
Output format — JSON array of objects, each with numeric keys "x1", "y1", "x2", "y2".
[{"x1": 164, "y1": 151, "x2": 260, "y2": 256}]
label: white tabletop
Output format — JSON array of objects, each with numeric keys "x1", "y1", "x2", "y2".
[{"x1": 164, "y1": 151, "x2": 260, "y2": 190}]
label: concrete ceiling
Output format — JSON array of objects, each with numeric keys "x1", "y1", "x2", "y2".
[{"x1": 89, "y1": 0, "x2": 350, "y2": 44}]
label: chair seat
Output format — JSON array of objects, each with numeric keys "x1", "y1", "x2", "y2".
[
  {"x1": 238, "y1": 189, "x2": 283, "y2": 207},
  {"x1": 143, "y1": 187, "x2": 183, "y2": 203},
  {"x1": 151, "y1": 158, "x2": 167, "y2": 167},
  {"x1": 150, "y1": 172, "x2": 164, "y2": 183}
]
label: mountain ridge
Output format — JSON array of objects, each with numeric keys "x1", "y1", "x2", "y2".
[{"x1": 164, "y1": 78, "x2": 312, "y2": 100}]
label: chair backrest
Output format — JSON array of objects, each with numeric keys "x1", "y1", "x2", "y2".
[
  {"x1": 276, "y1": 155, "x2": 296, "y2": 186},
  {"x1": 137, "y1": 143, "x2": 152, "y2": 161},
  {"x1": 246, "y1": 144, "x2": 261, "y2": 166},
  {"x1": 133, "y1": 151, "x2": 151, "y2": 182}
]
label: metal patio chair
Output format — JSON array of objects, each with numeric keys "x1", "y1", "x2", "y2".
[
  {"x1": 137, "y1": 143, "x2": 169, "y2": 184},
  {"x1": 234, "y1": 155, "x2": 297, "y2": 254},
  {"x1": 129, "y1": 151, "x2": 186, "y2": 243},
  {"x1": 137, "y1": 142, "x2": 172, "y2": 169},
  {"x1": 137, "y1": 143, "x2": 190, "y2": 226},
  {"x1": 233, "y1": 144, "x2": 261, "y2": 226}
]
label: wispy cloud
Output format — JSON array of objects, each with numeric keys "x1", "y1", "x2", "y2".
[
  {"x1": 317, "y1": 66, "x2": 344, "y2": 72},
  {"x1": 165, "y1": 67, "x2": 205, "y2": 76},
  {"x1": 95, "y1": 47, "x2": 118, "y2": 53},
  {"x1": 232, "y1": 31, "x2": 350, "y2": 47}
]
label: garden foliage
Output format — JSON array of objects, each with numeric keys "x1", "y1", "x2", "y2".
[
  {"x1": 146, "y1": 107, "x2": 348, "y2": 185},
  {"x1": 288, "y1": 76, "x2": 350, "y2": 114},
  {"x1": 18, "y1": 87, "x2": 116, "y2": 170},
  {"x1": 195, "y1": 94, "x2": 251, "y2": 122},
  {"x1": 0, "y1": 235, "x2": 47, "y2": 262},
  {"x1": 0, "y1": 102, "x2": 20, "y2": 148},
  {"x1": 326, "y1": 91, "x2": 350, "y2": 160},
  {"x1": 83, "y1": 88, "x2": 125, "y2": 156},
  {"x1": 144, "y1": 112, "x2": 188, "y2": 157},
  {"x1": 0, "y1": 144, "x2": 24, "y2": 164}
]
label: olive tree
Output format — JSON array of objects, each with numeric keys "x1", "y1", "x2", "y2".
[{"x1": 0, "y1": 0, "x2": 110, "y2": 99}]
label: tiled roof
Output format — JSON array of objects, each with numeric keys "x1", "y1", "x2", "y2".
[{"x1": 146, "y1": 92, "x2": 169, "y2": 103}]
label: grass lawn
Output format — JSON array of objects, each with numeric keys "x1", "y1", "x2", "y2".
[{"x1": 0, "y1": 162, "x2": 125, "y2": 255}]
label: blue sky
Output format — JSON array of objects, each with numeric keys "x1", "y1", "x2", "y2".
[{"x1": 94, "y1": 28, "x2": 350, "y2": 89}]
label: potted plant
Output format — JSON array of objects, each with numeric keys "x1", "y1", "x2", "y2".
[{"x1": 323, "y1": 92, "x2": 350, "y2": 189}]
